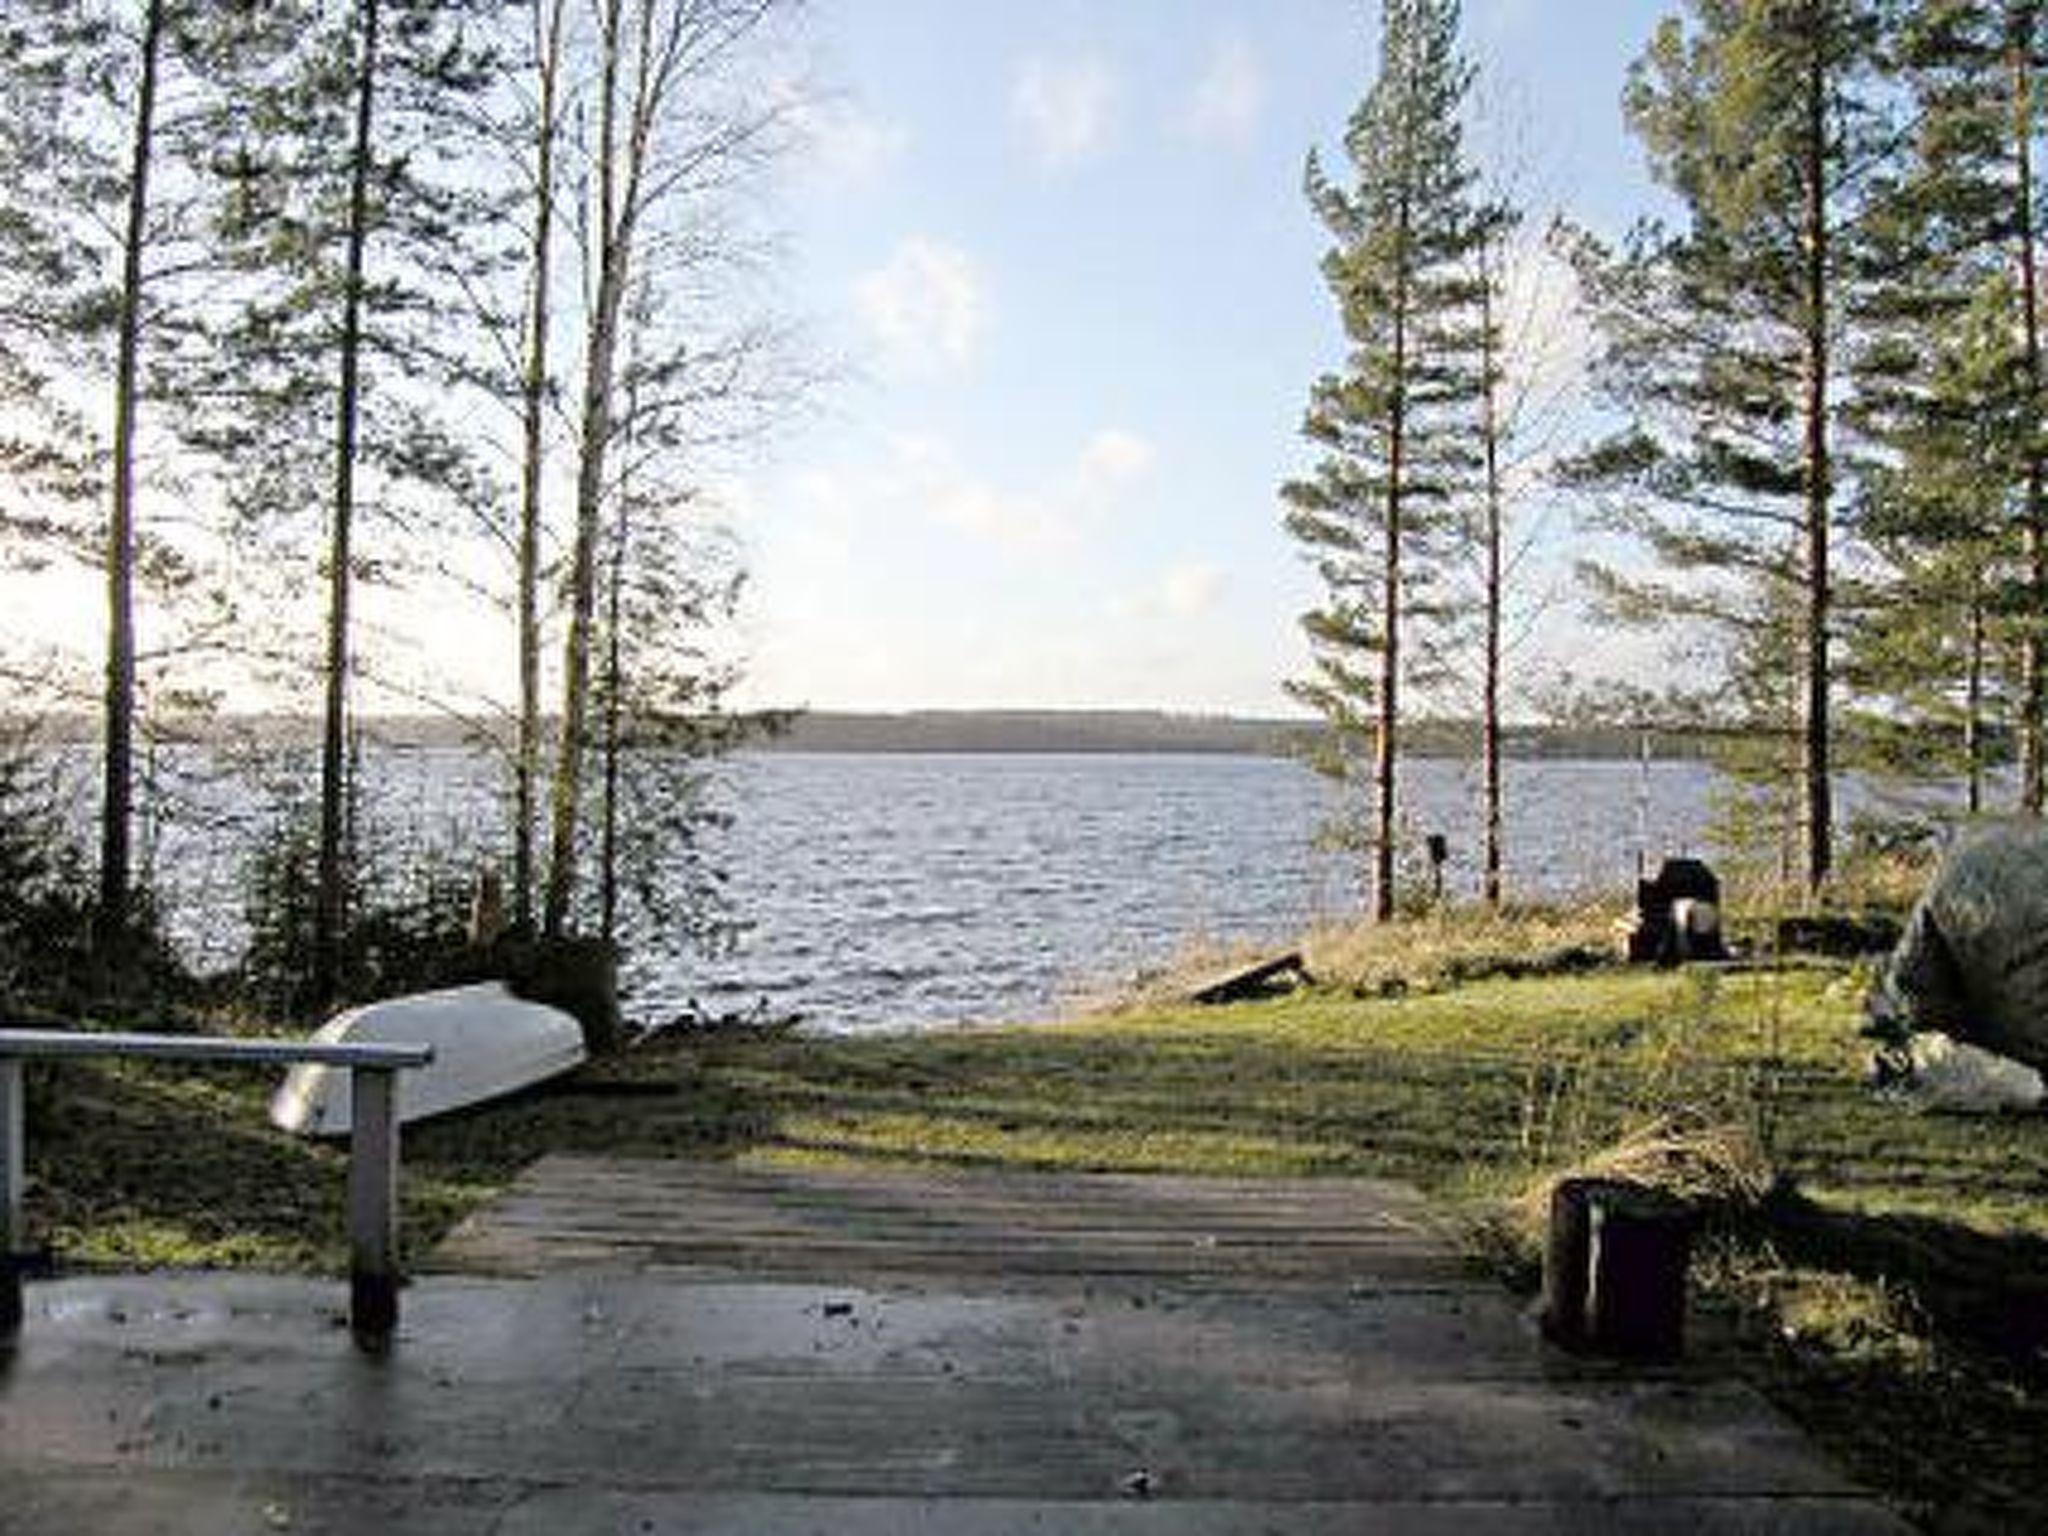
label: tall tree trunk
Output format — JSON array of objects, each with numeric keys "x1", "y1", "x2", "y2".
[
  {"x1": 599, "y1": 488, "x2": 627, "y2": 945},
  {"x1": 1800, "y1": 20, "x2": 1834, "y2": 894},
  {"x1": 545, "y1": 0, "x2": 631, "y2": 937},
  {"x1": 514, "y1": 0, "x2": 565, "y2": 933},
  {"x1": 316, "y1": 0, "x2": 381, "y2": 1002},
  {"x1": 1375, "y1": 213, "x2": 1411, "y2": 926},
  {"x1": 2013, "y1": 14, "x2": 2046, "y2": 814},
  {"x1": 1967, "y1": 583, "x2": 1987, "y2": 817},
  {"x1": 100, "y1": 0, "x2": 166, "y2": 954},
  {"x1": 598, "y1": 277, "x2": 649, "y2": 946},
  {"x1": 1478, "y1": 239, "x2": 1505, "y2": 910}
]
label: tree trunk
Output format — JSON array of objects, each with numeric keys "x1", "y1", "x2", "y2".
[
  {"x1": 1478, "y1": 238, "x2": 1505, "y2": 910},
  {"x1": 1967, "y1": 583, "x2": 1987, "y2": 818},
  {"x1": 599, "y1": 489, "x2": 627, "y2": 945},
  {"x1": 316, "y1": 0, "x2": 381, "y2": 1002},
  {"x1": 1376, "y1": 212, "x2": 1411, "y2": 926},
  {"x1": 100, "y1": 0, "x2": 165, "y2": 954},
  {"x1": 1800, "y1": 20, "x2": 1834, "y2": 894},
  {"x1": 2028, "y1": 520, "x2": 2048, "y2": 813},
  {"x1": 2012, "y1": 17, "x2": 2046, "y2": 815},
  {"x1": 514, "y1": 0, "x2": 565, "y2": 933},
  {"x1": 545, "y1": 0, "x2": 631, "y2": 937},
  {"x1": 597, "y1": 274, "x2": 650, "y2": 947}
]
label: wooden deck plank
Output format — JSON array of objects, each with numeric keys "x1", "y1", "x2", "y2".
[{"x1": 425, "y1": 1154, "x2": 1475, "y2": 1287}]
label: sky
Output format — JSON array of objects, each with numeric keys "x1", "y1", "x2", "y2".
[
  {"x1": 0, "y1": 0, "x2": 1674, "y2": 721},
  {"x1": 727, "y1": 0, "x2": 1671, "y2": 717}
]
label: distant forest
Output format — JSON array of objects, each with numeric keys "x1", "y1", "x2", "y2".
[
  {"x1": 762, "y1": 712, "x2": 1718, "y2": 760},
  {"x1": 23, "y1": 710, "x2": 1717, "y2": 761}
]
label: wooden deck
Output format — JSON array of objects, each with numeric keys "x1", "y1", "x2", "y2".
[
  {"x1": 425, "y1": 1154, "x2": 1475, "y2": 1287},
  {"x1": 2, "y1": 1157, "x2": 1913, "y2": 1530}
]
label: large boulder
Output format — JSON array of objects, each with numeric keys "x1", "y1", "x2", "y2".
[{"x1": 1867, "y1": 821, "x2": 2048, "y2": 1074}]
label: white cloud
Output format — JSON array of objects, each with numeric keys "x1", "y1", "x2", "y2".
[
  {"x1": 1113, "y1": 560, "x2": 1226, "y2": 622},
  {"x1": 733, "y1": 454, "x2": 1293, "y2": 713},
  {"x1": 1182, "y1": 37, "x2": 1264, "y2": 148},
  {"x1": 795, "y1": 95, "x2": 909, "y2": 184},
  {"x1": 854, "y1": 237, "x2": 986, "y2": 375},
  {"x1": 1012, "y1": 53, "x2": 1118, "y2": 169},
  {"x1": 1160, "y1": 561, "x2": 1225, "y2": 616},
  {"x1": 886, "y1": 427, "x2": 1157, "y2": 555},
  {"x1": 889, "y1": 434, "x2": 1053, "y2": 551},
  {"x1": 1077, "y1": 428, "x2": 1157, "y2": 493}
]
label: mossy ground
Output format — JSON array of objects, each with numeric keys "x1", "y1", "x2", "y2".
[{"x1": 21, "y1": 940, "x2": 2048, "y2": 1531}]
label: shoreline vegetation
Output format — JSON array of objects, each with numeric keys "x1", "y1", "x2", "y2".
[
  {"x1": 16, "y1": 708, "x2": 1728, "y2": 760},
  {"x1": 19, "y1": 893, "x2": 2048, "y2": 1530}
]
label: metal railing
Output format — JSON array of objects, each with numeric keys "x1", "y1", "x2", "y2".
[{"x1": 0, "y1": 1031, "x2": 433, "y2": 1341}]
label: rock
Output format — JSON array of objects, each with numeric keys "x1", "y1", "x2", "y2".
[
  {"x1": 1869, "y1": 821, "x2": 2048, "y2": 1075},
  {"x1": 1884, "y1": 1032, "x2": 2046, "y2": 1115}
]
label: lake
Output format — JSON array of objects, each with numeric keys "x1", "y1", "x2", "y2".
[
  {"x1": 123, "y1": 748, "x2": 1947, "y2": 1034},
  {"x1": 665, "y1": 752, "x2": 1725, "y2": 1032}
]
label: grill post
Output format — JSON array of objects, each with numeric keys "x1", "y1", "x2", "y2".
[
  {"x1": 1, "y1": 1058, "x2": 22, "y2": 1339},
  {"x1": 348, "y1": 1065, "x2": 402, "y2": 1340}
]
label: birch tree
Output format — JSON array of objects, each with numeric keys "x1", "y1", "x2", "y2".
[
  {"x1": 542, "y1": 0, "x2": 791, "y2": 936},
  {"x1": 508, "y1": 0, "x2": 568, "y2": 933}
]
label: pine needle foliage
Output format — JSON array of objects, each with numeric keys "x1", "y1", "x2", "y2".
[{"x1": 1283, "y1": 0, "x2": 1511, "y2": 922}]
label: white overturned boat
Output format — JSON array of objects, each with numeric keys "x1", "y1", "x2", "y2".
[{"x1": 270, "y1": 981, "x2": 587, "y2": 1137}]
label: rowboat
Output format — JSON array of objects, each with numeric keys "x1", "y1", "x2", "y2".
[{"x1": 269, "y1": 981, "x2": 587, "y2": 1136}]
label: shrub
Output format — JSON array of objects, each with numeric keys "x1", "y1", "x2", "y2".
[{"x1": 239, "y1": 778, "x2": 480, "y2": 1019}]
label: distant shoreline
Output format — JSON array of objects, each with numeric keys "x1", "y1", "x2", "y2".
[
  {"x1": 756, "y1": 712, "x2": 1715, "y2": 761},
  {"x1": 16, "y1": 708, "x2": 1720, "y2": 761}
]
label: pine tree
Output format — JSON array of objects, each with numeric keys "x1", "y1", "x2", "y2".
[
  {"x1": 1855, "y1": 0, "x2": 2047, "y2": 813},
  {"x1": 98, "y1": 0, "x2": 167, "y2": 954},
  {"x1": 1283, "y1": 0, "x2": 1508, "y2": 922},
  {"x1": 0, "y1": 1, "x2": 295, "y2": 953},
  {"x1": 0, "y1": 5, "x2": 120, "y2": 621},
  {"x1": 1853, "y1": 262, "x2": 2026, "y2": 806},
  {"x1": 1563, "y1": 0, "x2": 1894, "y2": 893},
  {"x1": 193, "y1": 0, "x2": 507, "y2": 1002}
]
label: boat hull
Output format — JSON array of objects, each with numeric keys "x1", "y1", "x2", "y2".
[{"x1": 269, "y1": 982, "x2": 587, "y2": 1137}]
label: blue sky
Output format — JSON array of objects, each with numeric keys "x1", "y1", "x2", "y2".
[
  {"x1": 0, "y1": 1, "x2": 1671, "y2": 720},
  {"x1": 732, "y1": 0, "x2": 1670, "y2": 715}
]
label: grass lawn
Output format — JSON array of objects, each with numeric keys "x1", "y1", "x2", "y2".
[{"x1": 21, "y1": 952, "x2": 2048, "y2": 1531}]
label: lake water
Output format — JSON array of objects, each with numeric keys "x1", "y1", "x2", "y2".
[
  {"x1": 670, "y1": 753, "x2": 1724, "y2": 1032},
  {"x1": 118, "y1": 749, "x2": 1946, "y2": 1034}
]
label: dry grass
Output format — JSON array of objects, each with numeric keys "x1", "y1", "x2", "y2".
[
  {"x1": 1079, "y1": 859, "x2": 1926, "y2": 1018},
  {"x1": 1509, "y1": 1112, "x2": 1777, "y2": 1241},
  {"x1": 1301, "y1": 900, "x2": 1625, "y2": 995},
  {"x1": 1071, "y1": 900, "x2": 1630, "y2": 1017}
]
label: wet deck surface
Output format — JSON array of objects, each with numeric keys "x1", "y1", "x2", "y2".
[{"x1": 0, "y1": 1156, "x2": 1911, "y2": 1533}]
